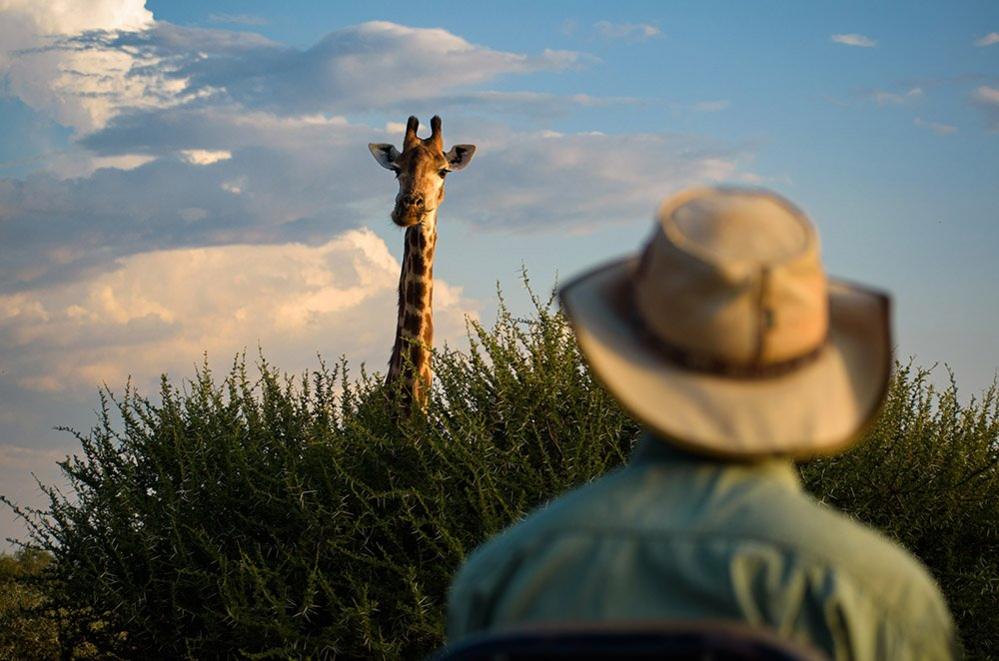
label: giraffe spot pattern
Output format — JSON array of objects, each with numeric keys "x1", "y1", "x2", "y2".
[
  {"x1": 406, "y1": 279, "x2": 425, "y2": 305},
  {"x1": 403, "y1": 311, "x2": 422, "y2": 334},
  {"x1": 410, "y1": 255, "x2": 426, "y2": 276}
]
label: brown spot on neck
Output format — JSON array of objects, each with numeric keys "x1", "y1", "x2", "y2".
[
  {"x1": 406, "y1": 279, "x2": 426, "y2": 305},
  {"x1": 387, "y1": 212, "x2": 438, "y2": 407}
]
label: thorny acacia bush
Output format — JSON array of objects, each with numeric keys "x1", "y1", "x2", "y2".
[
  {"x1": 3, "y1": 288, "x2": 998, "y2": 659},
  {"x1": 0, "y1": 549, "x2": 61, "y2": 659},
  {"x1": 801, "y1": 364, "x2": 999, "y2": 659},
  {"x1": 4, "y1": 290, "x2": 638, "y2": 659}
]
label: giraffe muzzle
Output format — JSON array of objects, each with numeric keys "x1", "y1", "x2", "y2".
[
  {"x1": 392, "y1": 196, "x2": 427, "y2": 227},
  {"x1": 400, "y1": 193, "x2": 424, "y2": 208}
]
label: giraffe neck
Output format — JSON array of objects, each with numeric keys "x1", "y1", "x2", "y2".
[{"x1": 387, "y1": 210, "x2": 438, "y2": 407}]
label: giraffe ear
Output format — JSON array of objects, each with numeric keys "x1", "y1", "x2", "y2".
[
  {"x1": 444, "y1": 144, "x2": 476, "y2": 172},
  {"x1": 369, "y1": 143, "x2": 400, "y2": 170}
]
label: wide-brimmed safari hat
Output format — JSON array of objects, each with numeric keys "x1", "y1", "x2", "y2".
[{"x1": 560, "y1": 187, "x2": 892, "y2": 460}]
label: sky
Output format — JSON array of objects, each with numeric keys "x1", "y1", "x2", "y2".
[{"x1": 0, "y1": 0, "x2": 997, "y2": 545}]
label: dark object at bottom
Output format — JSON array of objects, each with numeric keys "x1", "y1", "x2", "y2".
[{"x1": 434, "y1": 621, "x2": 827, "y2": 660}]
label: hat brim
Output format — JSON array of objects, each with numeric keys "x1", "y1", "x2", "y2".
[{"x1": 559, "y1": 257, "x2": 892, "y2": 460}]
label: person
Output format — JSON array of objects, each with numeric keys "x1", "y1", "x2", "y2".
[{"x1": 446, "y1": 187, "x2": 956, "y2": 659}]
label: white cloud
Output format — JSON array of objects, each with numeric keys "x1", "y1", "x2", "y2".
[
  {"x1": 1, "y1": 107, "x2": 753, "y2": 292},
  {"x1": 221, "y1": 178, "x2": 245, "y2": 195},
  {"x1": 65, "y1": 153, "x2": 157, "y2": 177},
  {"x1": 594, "y1": 21, "x2": 661, "y2": 41},
  {"x1": 913, "y1": 117, "x2": 957, "y2": 135},
  {"x1": 693, "y1": 100, "x2": 731, "y2": 112},
  {"x1": 975, "y1": 32, "x2": 999, "y2": 47},
  {"x1": 871, "y1": 87, "x2": 924, "y2": 106},
  {"x1": 831, "y1": 33, "x2": 877, "y2": 48},
  {"x1": 975, "y1": 85, "x2": 999, "y2": 105},
  {"x1": 0, "y1": 0, "x2": 151, "y2": 38},
  {"x1": 2, "y1": 19, "x2": 591, "y2": 135},
  {"x1": 0, "y1": 14, "x2": 593, "y2": 141},
  {"x1": 448, "y1": 127, "x2": 754, "y2": 232},
  {"x1": 972, "y1": 85, "x2": 999, "y2": 131},
  {"x1": 179, "y1": 149, "x2": 233, "y2": 165},
  {"x1": 0, "y1": 0, "x2": 167, "y2": 133},
  {"x1": 0, "y1": 110, "x2": 427, "y2": 293},
  {"x1": 0, "y1": 228, "x2": 477, "y2": 394}
]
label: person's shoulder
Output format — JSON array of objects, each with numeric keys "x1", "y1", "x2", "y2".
[
  {"x1": 447, "y1": 468, "x2": 630, "y2": 639},
  {"x1": 759, "y1": 490, "x2": 953, "y2": 632},
  {"x1": 451, "y1": 466, "x2": 631, "y2": 590}
]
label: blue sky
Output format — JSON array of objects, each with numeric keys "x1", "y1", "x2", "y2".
[{"x1": 0, "y1": 0, "x2": 997, "y2": 544}]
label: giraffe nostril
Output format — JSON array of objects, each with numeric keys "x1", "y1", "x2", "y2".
[{"x1": 401, "y1": 194, "x2": 423, "y2": 208}]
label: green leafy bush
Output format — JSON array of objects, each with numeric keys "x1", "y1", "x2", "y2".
[
  {"x1": 4, "y1": 289, "x2": 997, "y2": 659},
  {"x1": 0, "y1": 548, "x2": 59, "y2": 658},
  {"x1": 801, "y1": 364, "x2": 999, "y2": 659}
]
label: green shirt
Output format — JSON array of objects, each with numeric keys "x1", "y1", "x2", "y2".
[{"x1": 447, "y1": 434, "x2": 956, "y2": 660}]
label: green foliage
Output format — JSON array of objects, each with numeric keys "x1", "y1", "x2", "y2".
[
  {"x1": 0, "y1": 548, "x2": 59, "y2": 659},
  {"x1": 3, "y1": 288, "x2": 997, "y2": 659},
  {"x1": 4, "y1": 288, "x2": 637, "y2": 659},
  {"x1": 802, "y1": 364, "x2": 999, "y2": 659}
]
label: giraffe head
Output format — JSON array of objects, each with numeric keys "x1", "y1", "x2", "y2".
[{"x1": 369, "y1": 115, "x2": 476, "y2": 227}]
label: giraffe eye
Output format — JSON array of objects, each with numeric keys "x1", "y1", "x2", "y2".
[{"x1": 439, "y1": 169, "x2": 450, "y2": 178}]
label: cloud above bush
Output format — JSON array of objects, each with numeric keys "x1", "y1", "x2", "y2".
[{"x1": 0, "y1": 228, "x2": 475, "y2": 394}]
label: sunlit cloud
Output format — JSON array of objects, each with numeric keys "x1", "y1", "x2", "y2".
[
  {"x1": 179, "y1": 149, "x2": 233, "y2": 165},
  {"x1": 0, "y1": 228, "x2": 477, "y2": 394},
  {"x1": 974, "y1": 85, "x2": 999, "y2": 104},
  {"x1": 913, "y1": 117, "x2": 957, "y2": 135},
  {"x1": 974, "y1": 32, "x2": 999, "y2": 47},
  {"x1": 0, "y1": 117, "x2": 755, "y2": 292},
  {"x1": 870, "y1": 87, "x2": 924, "y2": 106},
  {"x1": 831, "y1": 33, "x2": 877, "y2": 48},
  {"x1": 972, "y1": 85, "x2": 999, "y2": 131},
  {"x1": 0, "y1": 0, "x2": 151, "y2": 41},
  {"x1": 448, "y1": 128, "x2": 754, "y2": 232},
  {"x1": 0, "y1": 0, "x2": 157, "y2": 133},
  {"x1": 594, "y1": 20, "x2": 661, "y2": 41},
  {"x1": 693, "y1": 100, "x2": 731, "y2": 112},
  {"x1": 74, "y1": 153, "x2": 157, "y2": 176},
  {"x1": 2, "y1": 17, "x2": 590, "y2": 135}
]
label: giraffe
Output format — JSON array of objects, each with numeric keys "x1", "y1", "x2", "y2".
[{"x1": 368, "y1": 115, "x2": 476, "y2": 408}]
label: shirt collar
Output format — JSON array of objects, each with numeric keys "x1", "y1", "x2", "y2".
[{"x1": 629, "y1": 431, "x2": 803, "y2": 492}]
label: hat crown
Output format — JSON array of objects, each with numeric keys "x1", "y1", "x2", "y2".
[
  {"x1": 670, "y1": 193, "x2": 810, "y2": 265},
  {"x1": 633, "y1": 188, "x2": 828, "y2": 369}
]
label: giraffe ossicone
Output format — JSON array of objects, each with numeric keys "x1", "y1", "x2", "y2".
[{"x1": 368, "y1": 115, "x2": 476, "y2": 409}]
